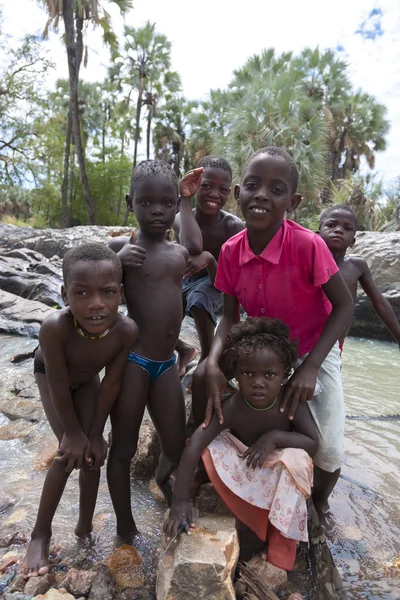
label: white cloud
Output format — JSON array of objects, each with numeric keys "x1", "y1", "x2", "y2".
[{"x1": 2, "y1": 0, "x2": 399, "y2": 181}]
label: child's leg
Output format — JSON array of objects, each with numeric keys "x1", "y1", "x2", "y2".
[
  {"x1": 72, "y1": 376, "x2": 101, "y2": 538},
  {"x1": 147, "y1": 364, "x2": 186, "y2": 506},
  {"x1": 21, "y1": 374, "x2": 70, "y2": 578},
  {"x1": 107, "y1": 363, "x2": 148, "y2": 542}
]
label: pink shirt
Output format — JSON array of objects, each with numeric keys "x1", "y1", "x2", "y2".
[{"x1": 215, "y1": 219, "x2": 338, "y2": 356}]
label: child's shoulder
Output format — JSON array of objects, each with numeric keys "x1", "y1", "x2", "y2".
[
  {"x1": 114, "y1": 312, "x2": 139, "y2": 341},
  {"x1": 39, "y1": 308, "x2": 71, "y2": 343},
  {"x1": 220, "y1": 210, "x2": 245, "y2": 236},
  {"x1": 342, "y1": 254, "x2": 368, "y2": 274}
]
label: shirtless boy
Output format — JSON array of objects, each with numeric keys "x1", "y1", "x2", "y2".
[
  {"x1": 319, "y1": 204, "x2": 400, "y2": 349},
  {"x1": 107, "y1": 159, "x2": 205, "y2": 542},
  {"x1": 21, "y1": 243, "x2": 138, "y2": 579},
  {"x1": 173, "y1": 156, "x2": 244, "y2": 375}
]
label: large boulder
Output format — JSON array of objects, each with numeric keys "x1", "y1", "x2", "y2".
[
  {"x1": 0, "y1": 289, "x2": 54, "y2": 338},
  {"x1": 350, "y1": 231, "x2": 400, "y2": 340},
  {"x1": 156, "y1": 511, "x2": 239, "y2": 600},
  {"x1": 0, "y1": 250, "x2": 63, "y2": 308},
  {"x1": 0, "y1": 224, "x2": 132, "y2": 258}
]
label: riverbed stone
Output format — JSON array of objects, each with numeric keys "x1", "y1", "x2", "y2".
[
  {"x1": 156, "y1": 512, "x2": 239, "y2": 600},
  {"x1": 24, "y1": 574, "x2": 56, "y2": 597},
  {"x1": 88, "y1": 565, "x2": 116, "y2": 600},
  {"x1": 0, "y1": 397, "x2": 43, "y2": 423},
  {"x1": 0, "y1": 489, "x2": 15, "y2": 513},
  {"x1": 130, "y1": 420, "x2": 160, "y2": 480},
  {"x1": 193, "y1": 483, "x2": 232, "y2": 516},
  {"x1": 33, "y1": 589, "x2": 84, "y2": 600},
  {"x1": 104, "y1": 545, "x2": 143, "y2": 591},
  {"x1": 0, "y1": 419, "x2": 37, "y2": 440},
  {"x1": 0, "y1": 530, "x2": 27, "y2": 548},
  {"x1": 0, "y1": 290, "x2": 54, "y2": 338},
  {"x1": 59, "y1": 569, "x2": 95, "y2": 596},
  {"x1": 33, "y1": 445, "x2": 58, "y2": 471},
  {"x1": 245, "y1": 556, "x2": 287, "y2": 591}
]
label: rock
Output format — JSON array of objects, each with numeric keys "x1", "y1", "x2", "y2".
[
  {"x1": 0, "y1": 419, "x2": 37, "y2": 440},
  {"x1": 4, "y1": 594, "x2": 33, "y2": 600},
  {"x1": 351, "y1": 231, "x2": 400, "y2": 340},
  {"x1": 156, "y1": 512, "x2": 239, "y2": 600},
  {"x1": 104, "y1": 545, "x2": 143, "y2": 591},
  {"x1": 33, "y1": 589, "x2": 84, "y2": 600},
  {"x1": 0, "y1": 251, "x2": 63, "y2": 308},
  {"x1": 34, "y1": 445, "x2": 58, "y2": 471},
  {"x1": 7, "y1": 574, "x2": 27, "y2": 593},
  {"x1": 0, "y1": 224, "x2": 132, "y2": 259},
  {"x1": 193, "y1": 483, "x2": 232, "y2": 517},
  {"x1": 0, "y1": 489, "x2": 15, "y2": 513},
  {"x1": 0, "y1": 530, "x2": 27, "y2": 548},
  {"x1": 0, "y1": 397, "x2": 44, "y2": 423},
  {"x1": 0, "y1": 290, "x2": 55, "y2": 338},
  {"x1": 130, "y1": 419, "x2": 160, "y2": 480},
  {"x1": 0, "y1": 555, "x2": 19, "y2": 573},
  {"x1": 88, "y1": 566, "x2": 116, "y2": 600},
  {"x1": 24, "y1": 574, "x2": 56, "y2": 597},
  {"x1": 12, "y1": 375, "x2": 40, "y2": 400},
  {"x1": 59, "y1": 569, "x2": 95, "y2": 596},
  {"x1": 288, "y1": 594, "x2": 304, "y2": 600},
  {"x1": 245, "y1": 556, "x2": 287, "y2": 591}
]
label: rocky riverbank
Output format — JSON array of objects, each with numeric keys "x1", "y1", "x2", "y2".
[{"x1": 1, "y1": 224, "x2": 399, "y2": 341}]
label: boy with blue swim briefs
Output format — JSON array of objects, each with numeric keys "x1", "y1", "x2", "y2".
[{"x1": 107, "y1": 160, "x2": 203, "y2": 542}]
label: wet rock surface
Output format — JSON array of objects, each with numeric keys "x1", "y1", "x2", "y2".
[{"x1": 156, "y1": 511, "x2": 239, "y2": 600}]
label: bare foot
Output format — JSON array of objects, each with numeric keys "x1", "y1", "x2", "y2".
[
  {"x1": 75, "y1": 521, "x2": 93, "y2": 539},
  {"x1": 155, "y1": 476, "x2": 174, "y2": 507},
  {"x1": 115, "y1": 525, "x2": 140, "y2": 547},
  {"x1": 177, "y1": 345, "x2": 198, "y2": 378},
  {"x1": 20, "y1": 534, "x2": 50, "y2": 579}
]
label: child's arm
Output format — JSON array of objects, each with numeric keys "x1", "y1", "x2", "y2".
[
  {"x1": 89, "y1": 319, "x2": 139, "y2": 469},
  {"x1": 40, "y1": 319, "x2": 89, "y2": 472},
  {"x1": 110, "y1": 230, "x2": 147, "y2": 270},
  {"x1": 281, "y1": 271, "x2": 353, "y2": 419},
  {"x1": 357, "y1": 258, "x2": 400, "y2": 347},
  {"x1": 203, "y1": 294, "x2": 240, "y2": 427},
  {"x1": 164, "y1": 405, "x2": 233, "y2": 540},
  {"x1": 242, "y1": 403, "x2": 319, "y2": 469},
  {"x1": 184, "y1": 252, "x2": 218, "y2": 282},
  {"x1": 174, "y1": 168, "x2": 205, "y2": 255}
]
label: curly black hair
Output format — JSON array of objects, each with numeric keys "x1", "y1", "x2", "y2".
[
  {"x1": 129, "y1": 159, "x2": 179, "y2": 197},
  {"x1": 228, "y1": 317, "x2": 298, "y2": 374},
  {"x1": 196, "y1": 155, "x2": 232, "y2": 181},
  {"x1": 242, "y1": 146, "x2": 299, "y2": 194},
  {"x1": 62, "y1": 243, "x2": 122, "y2": 287}
]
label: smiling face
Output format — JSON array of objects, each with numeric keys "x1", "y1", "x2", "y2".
[
  {"x1": 195, "y1": 167, "x2": 231, "y2": 215},
  {"x1": 319, "y1": 208, "x2": 356, "y2": 251},
  {"x1": 235, "y1": 347, "x2": 286, "y2": 409},
  {"x1": 235, "y1": 153, "x2": 300, "y2": 233},
  {"x1": 126, "y1": 176, "x2": 178, "y2": 234},
  {"x1": 62, "y1": 260, "x2": 122, "y2": 335}
]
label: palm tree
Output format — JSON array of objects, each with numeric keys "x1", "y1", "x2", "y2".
[{"x1": 38, "y1": 0, "x2": 133, "y2": 225}]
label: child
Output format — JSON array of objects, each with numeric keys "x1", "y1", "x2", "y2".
[
  {"x1": 21, "y1": 243, "x2": 138, "y2": 579},
  {"x1": 164, "y1": 318, "x2": 319, "y2": 570},
  {"x1": 318, "y1": 204, "x2": 400, "y2": 349},
  {"x1": 173, "y1": 156, "x2": 244, "y2": 375},
  {"x1": 107, "y1": 159, "x2": 202, "y2": 542},
  {"x1": 192, "y1": 146, "x2": 354, "y2": 513}
]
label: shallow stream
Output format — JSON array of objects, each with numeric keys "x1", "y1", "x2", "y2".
[{"x1": 0, "y1": 334, "x2": 399, "y2": 598}]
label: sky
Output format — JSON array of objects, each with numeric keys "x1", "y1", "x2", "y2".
[{"x1": 2, "y1": 0, "x2": 400, "y2": 183}]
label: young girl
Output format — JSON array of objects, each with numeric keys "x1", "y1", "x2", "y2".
[{"x1": 164, "y1": 317, "x2": 319, "y2": 571}]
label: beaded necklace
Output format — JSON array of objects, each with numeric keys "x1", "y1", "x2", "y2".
[
  {"x1": 243, "y1": 395, "x2": 277, "y2": 412},
  {"x1": 73, "y1": 316, "x2": 110, "y2": 340}
]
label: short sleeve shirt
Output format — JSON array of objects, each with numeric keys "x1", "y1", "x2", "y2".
[{"x1": 214, "y1": 219, "x2": 338, "y2": 356}]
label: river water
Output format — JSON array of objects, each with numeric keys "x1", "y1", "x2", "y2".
[{"x1": 0, "y1": 334, "x2": 399, "y2": 598}]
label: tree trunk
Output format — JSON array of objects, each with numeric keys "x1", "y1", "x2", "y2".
[
  {"x1": 67, "y1": 144, "x2": 76, "y2": 226},
  {"x1": 123, "y1": 75, "x2": 144, "y2": 226},
  {"x1": 146, "y1": 109, "x2": 152, "y2": 160},
  {"x1": 61, "y1": 109, "x2": 72, "y2": 228},
  {"x1": 63, "y1": 0, "x2": 96, "y2": 225}
]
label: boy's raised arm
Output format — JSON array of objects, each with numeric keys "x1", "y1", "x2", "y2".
[
  {"x1": 175, "y1": 168, "x2": 205, "y2": 255},
  {"x1": 40, "y1": 320, "x2": 88, "y2": 472},
  {"x1": 358, "y1": 259, "x2": 400, "y2": 348},
  {"x1": 281, "y1": 272, "x2": 353, "y2": 419},
  {"x1": 89, "y1": 320, "x2": 139, "y2": 469}
]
